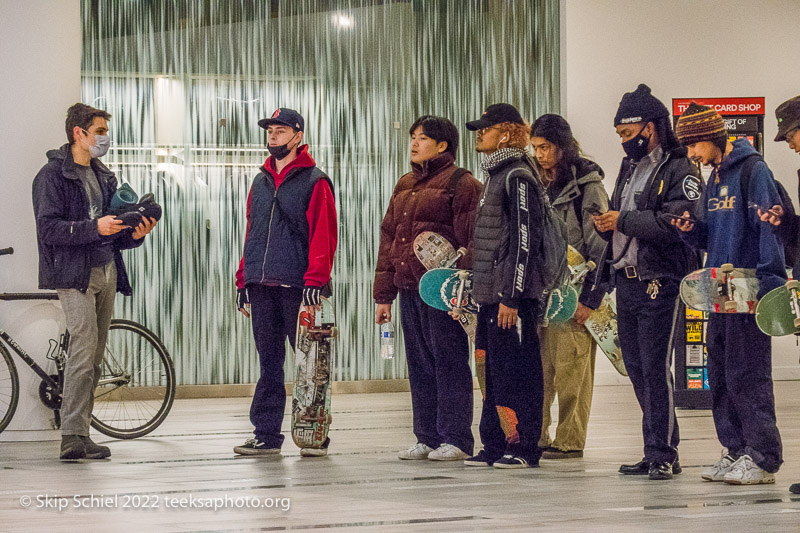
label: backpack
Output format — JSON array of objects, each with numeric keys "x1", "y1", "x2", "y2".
[{"x1": 512, "y1": 154, "x2": 569, "y2": 295}]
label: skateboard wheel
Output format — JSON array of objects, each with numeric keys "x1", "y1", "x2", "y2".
[
  {"x1": 326, "y1": 414, "x2": 333, "y2": 424},
  {"x1": 330, "y1": 326, "x2": 339, "y2": 338},
  {"x1": 299, "y1": 325, "x2": 307, "y2": 336},
  {"x1": 721, "y1": 263, "x2": 734, "y2": 273},
  {"x1": 586, "y1": 260, "x2": 596, "y2": 272},
  {"x1": 458, "y1": 270, "x2": 469, "y2": 280},
  {"x1": 794, "y1": 318, "x2": 800, "y2": 329},
  {"x1": 723, "y1": 300, "x2": 737, "y2": 312},
  {"x1": 787, "y1": 280, "x2": 799, "y2": 290}
]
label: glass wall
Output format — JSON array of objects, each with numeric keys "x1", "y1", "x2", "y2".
[{"x1": 81, "y1": 0, "x2": 560, "y2": 385}]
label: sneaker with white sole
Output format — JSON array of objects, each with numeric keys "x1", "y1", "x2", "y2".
[
  {"x1": 300, "y1": 437, "x2": 330, "y2": 457},
  {"x1": 701, "y1": 452, "x2": 737, "y2": 481},
  {"x1": 493, "y1": 454, "x2": 532, "y2": 469},
  {"x1": 428, "y1": 443, "x2": 469, "y2": 461},
  {"x1": 723, "y1": 455, "x2": 776, "y2": 485},
  {"x1": 234, "y1": 438, "x2": 281, "y2": 456},
  {"x1": 398, "y1": 442, "x2": 434, "y2": 460},
  {"x1": 464, "y1": 449, "x2": 502, "y2": 467}
]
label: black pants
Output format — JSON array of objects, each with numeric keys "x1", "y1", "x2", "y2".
[
  {"x1": 615, "y1": 274, "x2": 680, "y2": 464},
  {"x1": 248, "y1": 284, "x2": 303, "y2": 449},
  {"x1": 707, "y1": 314, "x2": 782, "y2": 472},
  {"x1": 399, "y1": 290, "x2": 474, "y2": 454},
  {"x1": 476, "y1": 299, "x2": 542, "y2": 463}
]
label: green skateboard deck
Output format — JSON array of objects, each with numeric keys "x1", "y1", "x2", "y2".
[
  {"x1": 419, "y1": 268, "x2": 478, "y2": 314},
  {"x1": 755, "y1": 280, "x2": 800, "y2": 336},
  {"x1": 291, "y1": 298, "x2": 335, "y2": 449},
  {"x1": 680, "y1": 265, "x2": 758, "y2": 314},
  {"x1": 544, "y1": 245, "x2": 596, "y2": 325}
]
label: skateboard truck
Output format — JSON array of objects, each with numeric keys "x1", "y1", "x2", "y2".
[
  {"x1": 445, "y1": 247, "x2": 468, "y2": 269},
  {"x1": 451, "y1": 270, "x2": 470, "y2": 316},
  {"x1": 720, "y1": 263, "x2": 738, "y2": 312}
]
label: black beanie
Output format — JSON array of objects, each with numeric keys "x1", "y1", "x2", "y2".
[{"x1": 614, "y1": 83, "x2": 670, "y2": 126}]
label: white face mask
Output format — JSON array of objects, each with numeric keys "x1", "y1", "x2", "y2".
[{"x1": 81, "y1": 129, "x2": 111, "y2": 158}]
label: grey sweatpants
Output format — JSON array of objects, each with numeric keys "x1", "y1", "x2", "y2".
[{"x1": 57, "y1": 261, "x2": 116, "y2": 436}]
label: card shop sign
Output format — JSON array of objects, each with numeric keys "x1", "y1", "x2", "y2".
[{"x1": 672, "y1": 97, "x2": 765, "y2": 116}]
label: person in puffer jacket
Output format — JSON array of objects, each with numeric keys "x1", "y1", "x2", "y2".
[
  {"x1": 529, "y1": 114, "x2": 609, "y2": 460},
  {"x1": 374, "y1": 115, "x2": 482, "y2": 462}
]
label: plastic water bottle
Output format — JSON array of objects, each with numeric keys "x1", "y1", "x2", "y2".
[{"x1": 380, "y1": 322, "x2": 395, "y2": 360}]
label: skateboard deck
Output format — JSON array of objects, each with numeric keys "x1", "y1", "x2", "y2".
[
  {"x1": 680, "y1": 265, "x2": 758, "y2": 314},
  {"x1": 544, "y1": 245, "x2": 596, "y2": 324},
  {"x1": 291, "y1": 298, "x2": 336, "y2": 449},
  {"x1": 414, "y1": 231, "x2": 466, "y2": 270},
  {"x1": 414, "y1": 232, "x2": 475, "y2": 342},
  {"x1": 755, "y1": 280, "x2": 800, "y2": 336},
  {"x1": 584, "y1": 294, "x2": 627, "y2": 376},
  {"x1": 419, "y1": 268, "x2": 478, "y2": 314}
]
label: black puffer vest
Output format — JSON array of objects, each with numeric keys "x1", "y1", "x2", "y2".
[
  {"x1": 472, "y1": 157, "x2": 538, "y2": 305},
  {"x1": 241, "y1": 165, "x2": 332, "y2": 288}
]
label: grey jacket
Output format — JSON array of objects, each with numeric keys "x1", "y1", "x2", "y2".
[{"x1": 547, "y1": 158, "x2": 609, "y2": 309}]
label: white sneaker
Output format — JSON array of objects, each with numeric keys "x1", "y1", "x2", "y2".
[
  {"x1": 428, "y1": 443, "x2": 469, "y2": 461},
  {"x1": 701, "y1": 453, "x2": 737, "y2": 481},
  {"x1": 723, "y1": 455, "x2": 776, "y2": 485},
  {"x1": 398, "y1": 442, "x2": 434, "y2": 460}
]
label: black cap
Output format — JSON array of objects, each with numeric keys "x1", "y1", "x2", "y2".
[
  {"x1": 466, "y1": 103, "x2": 525, "y2": 131},
  {"x1": 614, "y1": 84, "x2": 669, "y2": 126},
  {"x1": 774, "y1": 96, "x2": 800, "y2": 142},
  {"x1": 258, "y1": 108, "x2": 304, "y2": 132}
]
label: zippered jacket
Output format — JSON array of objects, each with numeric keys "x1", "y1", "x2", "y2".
[
  {"x1": 235, "y1": 145, "x2": 337, "y2": 290},
  {"x1": 32, "y1": 144, "x2": 142, "y2": 295},
  {"x1": 593, "y1": 146, "x2": 702, "y2": 288}
]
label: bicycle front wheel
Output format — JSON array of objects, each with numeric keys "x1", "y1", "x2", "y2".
[
  {"x1": 0, "y1": 343, "x2": 20, "y2": 433},
  {"x1": 91, "y1": 319, "x2": 175, "y2": 439}
]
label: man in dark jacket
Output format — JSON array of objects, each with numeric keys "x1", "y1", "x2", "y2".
[
  {"x1": 592, "y1": 84, "x2": 702, "y2": 480},
  {"x1": 674, "y1": 103, "x2": 784, "y2": 485},
  {"x1": 374, "y1": 115, "x2": 481, "y2": 462},
  {"x1": 32, "y1": 103, "x2": 156, "y2": 460},
  {"x1": 234, "y1": 108, "x2": 337, "y2": 457},
  {"x1": 461, "y1": 103, "x2": 545, "y2": 469}
]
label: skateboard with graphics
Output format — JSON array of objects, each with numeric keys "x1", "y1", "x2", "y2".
[
  {"x1": 680, "y1": 264, "x2": 759, "y2": 314},
  {"x1": 544, "y1": 245, "x2": 596, "y2": 325},
  {"x1": 291, "y1": 298, "x2": 336, "y2": 450},
  {"x1": 756, "y1": 280, "x2": 800, "y2": 336}
]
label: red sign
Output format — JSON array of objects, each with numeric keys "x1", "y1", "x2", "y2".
[{"x1": 672, "y1": 97, "x2": 765, "y2": 116}]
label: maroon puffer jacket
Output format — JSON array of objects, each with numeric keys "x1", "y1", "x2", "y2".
[{"x1": 373, "y1": 152, "x2": 482, "y2": 304}]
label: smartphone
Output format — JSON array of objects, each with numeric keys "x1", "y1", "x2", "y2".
[
  {"x1": 587, "y1": 203, "x2": 606, "y2": 216},
  {"x1": 662, "y1": 213, "x2": 694, "y2": 223},
  {"x1": 747, "y1": 201, "x2": 782, "y2": 217}
]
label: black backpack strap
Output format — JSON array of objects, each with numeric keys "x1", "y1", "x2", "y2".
[{"x1": 447, "y1": 167, "x2": 470, "y2": 201}]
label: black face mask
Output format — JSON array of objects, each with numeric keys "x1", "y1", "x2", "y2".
[
  {"x1": 267, "y1": 132, "x2": 299, "y2": 160},
  {"x1": 621, "y1": 124, "x2": 651, "y2": 161}
]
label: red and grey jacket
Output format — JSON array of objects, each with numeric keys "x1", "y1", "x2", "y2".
[{"x1": 235, "y1": 145, "x2": 337, "y2": 290}]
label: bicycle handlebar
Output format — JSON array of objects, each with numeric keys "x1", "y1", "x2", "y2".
[{"x1": 0, "y1": 247, "x2": 13, "y2": 256}]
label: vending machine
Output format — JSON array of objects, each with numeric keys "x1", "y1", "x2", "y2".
[{"x1": 670, "y1": 97, "x2": 766, "y2": 409}]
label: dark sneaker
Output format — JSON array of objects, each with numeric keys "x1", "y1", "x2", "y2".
[
  {"x1": 60, "y1": 435, "x2": 86, "y2": 461},
  {"x1": 80, "y1": 436, "x2": 111, "y2": 459},
  {"x1": 789, "y1": 483, "x2": 800, "y2": 494},
  {"x1": 493, "y1": 454, "x2": 534, "y2": 469},
  {"x1": 234, "y1": 438, "x2": 281, "y2": 456},
  {"x1": 464, "y1": 449, "x2": 502, "y2": 467},
  {"x1": 301, "y1": 437, "x2": 330, "y2": 457},
  {"x1": 541, "y1": 448, "x2": 584, "y2": 459},
  {"x1": 649, "y1": 461, "x2": 674, "y2": 480}
]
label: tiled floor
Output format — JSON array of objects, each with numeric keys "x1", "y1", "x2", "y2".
[{"x1": 1, "y1": 382, "x2": 799, "y2": 532}]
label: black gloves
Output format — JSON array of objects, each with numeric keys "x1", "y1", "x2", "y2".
[
  {"x1": 302, "y1": 286, "x2": 321, "y2": 307},
  {"x1": 237, "y1": 288, "x2": 249, "y2": 311}
]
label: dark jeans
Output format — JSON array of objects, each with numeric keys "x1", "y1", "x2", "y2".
[
  {"x1": 248, "y1": 284, "x2": 304, "y2": 448},
  {"x1": 615, "y1": 274, "x2": 680, "y2": 464},
  {"x1": 399, "y1": 290, "x2": 474, "y2": 454},
  {"x1": 707, "y1": 314, "x2": 782, "y2": 472},
  {"x1": 476, "y1": 299, "x2": 542, "y2": 463}
]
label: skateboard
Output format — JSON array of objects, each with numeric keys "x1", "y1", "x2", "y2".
[
  {"x1": 679, "y1": 264, "x2": 759, "y2": 314},
  {"x1": 419, "y1": 268, "x2": 478, "y2": 315},
  {"x1": 291, "y1": 298, "x2": 336, "y2": 450},
  {"x1": 584, "y1": 294, "x2": 627, "y2": 376},
  {"x1": 755, "y1": 280, "x2": 800, "y2": 336},
  {"x1": 414, "y1": 232, "x2": 476, "y2": 342},
  {"x1": 544, "y1": 245, "x2": 596, "y2": 325}
]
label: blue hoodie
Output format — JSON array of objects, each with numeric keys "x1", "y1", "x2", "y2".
[{"x1": 682, "y1": 138, "x2": 786, "y2": 298}]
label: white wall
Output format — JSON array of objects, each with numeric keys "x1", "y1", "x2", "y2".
[
  {"x1": 563, "y1": 0, "x2": 800, "y2": 381},
  {"x1": 0, "y1": 0, "x2": 81, "y2": 439}
]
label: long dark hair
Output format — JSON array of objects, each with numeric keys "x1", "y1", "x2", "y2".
[
  {"x1": 530, "y1": 114, "x2": 582, "y2": 177},
  {"x1": 653, "y1": 115, "x2": 681, "y2": 152}
]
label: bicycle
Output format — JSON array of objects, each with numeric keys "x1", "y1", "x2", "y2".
[{"x1": 0, "y1": 247, "x2": 175, "y2": 439}]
